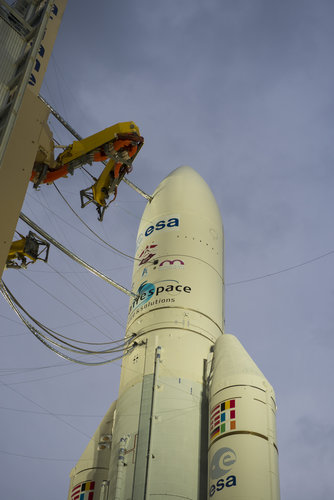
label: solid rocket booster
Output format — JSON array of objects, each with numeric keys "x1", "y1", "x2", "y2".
[
  {"x1": 208, "y1": 335, "x2": 280, "y2": 499},
  {"x1": 67, "y1": 166, "x2": 280, "y2": 500}
]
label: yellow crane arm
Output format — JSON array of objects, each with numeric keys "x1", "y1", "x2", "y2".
[
  {"x1": 6, "y1": 232, "x2": 50, "y2": 269},
  {"x1": 31, "y1": 121, "x2": 143, "y2": 187},
  {"x1": 57, "y1": 122, "x2": 140, "y2": 165}
]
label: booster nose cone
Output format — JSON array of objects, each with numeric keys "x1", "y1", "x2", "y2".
[
  {"x1": 128, "y1": 165, "x2": 224, "y2": 338},
  {"x1": 208, "y1": 335, "x2": 280, "y2": 499}
]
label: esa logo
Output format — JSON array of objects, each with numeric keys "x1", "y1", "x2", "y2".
[
  {"x1": 209, "y1": 447, "x2": 237, "y2": 497},
  {"x1": 136, "y1": 216, "x2": 179, "y2": 248},
  {"x1": 144, "y1": 217, "x2": 179, "y2": 236}
]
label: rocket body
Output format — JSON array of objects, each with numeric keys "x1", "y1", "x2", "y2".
[
  {"x1": 68, "y1": 167, "x2": 280, "y2": 500},
  {"x1": 110, "y1": 166, "x2": 224, "y2": 499}
]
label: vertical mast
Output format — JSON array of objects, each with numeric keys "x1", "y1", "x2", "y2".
[{"x1": 0, "y1": 0, "x2": 68, "y2": 276}]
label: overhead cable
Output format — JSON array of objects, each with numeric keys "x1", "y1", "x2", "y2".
[
  {"x1": 0, "y1": 405, "x2": 102, "y2": 417},
  {"x1": 38, "y1": 94, "x2": 82, "y2": 140},
  {"x1": 0, "y1": 448, "x2": 81, "y2": 462},
  {"x1": 0, "y1": 281, "x2": 135, "y2": 366},
  {"x1": 0, "y1": 377, "x2": 92, "y2": 440},
  {"x1": 19, "y1": 212, "x2": 137, "y2": 298},
  {"x1": 18, "y1": 270, "x2": 119, "y2": 339},
  {"x1": 27, "y1": 192, "x2": 118, "y2": 251},
  {"x1": 2, "y1": 283, "x2": 130, "y2": 353},
  {"x1": 226, "y1": 249, "x2": 334, "y2": 286},
  {"x1": 46, "y1": 261, "x2": 126, "y2": 331},
  {"x1": 53, "y1": 183, "x2": 139, "y2": 261}
]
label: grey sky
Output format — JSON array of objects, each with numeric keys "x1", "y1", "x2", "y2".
[{"x1": 1, "y1": 1, "x2": 334, "y2": 498}]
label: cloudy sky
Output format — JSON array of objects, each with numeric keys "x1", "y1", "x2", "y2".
[{"x1": 1, "y1": 0, "x2": 334, "y2": 498}]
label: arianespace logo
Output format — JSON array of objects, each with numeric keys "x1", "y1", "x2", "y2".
[
  {"x1": 136, "y1": 216, "x2": 179, "y2": 249},
  {"x1": 209, "y1": 447, "x2": 237, "y2": 497},
  {"x1": 128, "y1": 279, "x2": 191, "y2": 317}
]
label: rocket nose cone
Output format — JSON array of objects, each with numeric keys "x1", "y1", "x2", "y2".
[
  {"x1": 149, "y1": 165, "x2": 222, "y2": 229},
  {"x1": 165, "y1": 165, "x2": 202, "y2": 180},
  {"x1": 130, "y1": 165, "x2": 224, "y2": 334}
]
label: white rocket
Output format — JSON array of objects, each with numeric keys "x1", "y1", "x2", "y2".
[{"x1": 68, "y1": 166, "x2": 280, "y2": 500}]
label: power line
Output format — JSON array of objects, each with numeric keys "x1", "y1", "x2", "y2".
[
  {"x1": 19, "y1": 211, "x2": 137, "y2": 298},
  {"x1": 0, "y1": 405, "x2": 103, "y2": 418},
  {"x1": 0, "y1": 379, "x2": 92, "y2": 440},
  {"x1": 0, "y1": 448, "x2": 82, "y2": 462},
  {"x1": 0, "y1": 361, "x2": 70, "y2": 374},
  {"x1": 46, "y1": 261, "x2": 126, "y2": 330},
  {"x1": 1, "y1": 366, "x2": 87, "y2": 385},
  {"x1": 27, "y1": 192, "x2": 120, "y2": 251},
  {"x1": 18, "y1": 271, "x2": 116, "y2": 340},
  {"x1": 53, "y1": 183, "x2": 140, "y2": 262},
  {"x1": 226, "y1": 249, "x2": 334, "y2": 286},
  {"x1": 0, "y1": 281, "x2": 135, "y2": 366}
]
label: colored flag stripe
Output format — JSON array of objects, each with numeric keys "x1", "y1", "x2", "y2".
[
  {"x1": 210, "y1": 399, "x2": 237, "y2": 440},
  {"x1": 212, "y1": 403, "x2": 220, "y2": 413},
  {"x1": 210, "y1": 400, "x2": 235, "y2": 416},
  {"x1": 211, "y1": 409, "x2": 220, "y2": 420},
  {"x1": 210, "y1": 426, "x2": 220, "y2": 439},
  {"x1": 72, "y1": 481, "x2": 95, "y2": 499},
  {"x1": 211, "y1": 415, "x2": 220, "y2": 424},
  {"x1": 211, "y1": 408, "x2": 220, "y2": 419},
  {"x1": 81, "y1": 481, "x2": 95, "y2": 492}
]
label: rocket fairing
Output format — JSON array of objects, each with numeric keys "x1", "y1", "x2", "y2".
[
  {"x1": 208, "y1": 335, "x2": 280, "y2": 499},
  {"x1": 68, "y1": 166, "x2": 280, "y2": 500}
]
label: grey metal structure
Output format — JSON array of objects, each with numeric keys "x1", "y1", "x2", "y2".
[
  {"x1": 0, "y1": 0, "x2": 56, "y2": 156},
  {"x1": 0, "y1": 0, "x2": 67, "y2": 276}
]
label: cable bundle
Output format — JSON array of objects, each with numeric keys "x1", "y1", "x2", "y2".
[{"x1": 0, "y1": 281, "x2": 135, "y2": 366}]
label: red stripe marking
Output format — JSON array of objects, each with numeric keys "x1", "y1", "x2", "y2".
[
  {"x1": 212, "y1": 403, "x2": 220, "y2": 413},
  {"x1": 210, "y1": 422, "x2": 219, "y2": 431},
  {"x1": 211, "y1": 417, "x2": 220, "y2": 428}
]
